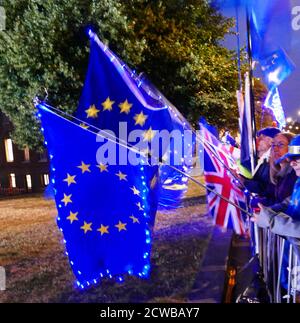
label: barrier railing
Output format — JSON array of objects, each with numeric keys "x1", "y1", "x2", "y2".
[{"x1": 253, "y1": 223, "x2": 299, "y2": 303}]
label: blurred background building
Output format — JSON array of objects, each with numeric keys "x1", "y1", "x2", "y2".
[{"x1": 0, "y1": 112, "x2": 49, "y2": 196}]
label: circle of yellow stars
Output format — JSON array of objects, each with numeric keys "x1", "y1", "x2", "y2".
[
  {"x1": 60, "y1": 161, "x2": 152, "y2": 237},
  {"x1": 83, "y1": 97, "x2": 156, "y2": 142}
]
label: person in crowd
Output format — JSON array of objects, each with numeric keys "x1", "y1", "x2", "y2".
[
  {"x1": 263, "y1": 132, "x2": 297, "y2": 207},
  {"x1": 252, "y1": 134, "x2": 300, "y2": 232},
  {"x1": 251, "y1": 134, "x2": 300, "y2": 254},
  {"x1": 257, "y1": 127, "x2": 281, "y2": 158},
  {"x1": 240, "y1": 127, "x2": 280, "y2": 201}
]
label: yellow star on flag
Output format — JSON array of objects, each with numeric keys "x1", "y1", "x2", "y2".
[
  {"x1": 77, "y1": 161, "x2": 91, "y2": 174},
  {"x1": 130, "y1": 215, "x2": 140, "y2": 224},
  {"x1": 96, "y1": 163, "x2": 108, "y2": 172},
  {"x1": 80, "y1": 221, "x2": 92, "y2": 234},
  {"x1": 118, "y1": 99, "x2": 132, "y2": 114},
  {"x1": 63, "y1": 173, "x2": 76, "y2": 186},
  {"x1": 136, "y1": 202, "x2": 144, "y2": 211},
  {"x1": 61, "y1": 193, "x2": 72, "y2": 206},
  {"x1": 143, "y1": 127, "x2": 156, "y2": 141},
  {"x1": 97, "y1": 224, "x2": 109, "y2": 236},
  {"x1": 67, "y1": 211, "x2": 78, "y2": 224},
  {"x1": 116, "y1": 170, "x2": 127, "y2": 181},
  {"x1": 80, "y1": 123, "x2": 89, "y2": 129},
  {"x1": 102, "y1": 97, "x2": 115, "y2": 111},
  {"x1": 85, "y1": 104, "x2": 100, "y2": 118},
  {"x1": 130, "y1": 186, "x2": 140, "y2": 196},
  {"x1": 134, "y1": 111, "x2": 148, "y2": 126},
  {"x1": 115, "y1": 221, "x2": 127, "y2": 232}
]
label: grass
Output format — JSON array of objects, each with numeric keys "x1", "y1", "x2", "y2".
[{"x1": 0, "y1": 177, "x2": 213, "y2": 303}]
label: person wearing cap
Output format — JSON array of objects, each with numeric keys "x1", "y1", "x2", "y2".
[
  {"x1": 252, "y1": 134, "x2": 300, "y2": 239},
  {"x1": 256, "y1": 127, "x2": 281, "y2": 158},
  {"x1": 240, "y1": 127, "x2": 280, "y2": 200}
]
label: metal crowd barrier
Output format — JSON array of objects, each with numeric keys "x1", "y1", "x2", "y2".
[{"x1": 252, "y1": 223, "x2": 300, "y2": 303}]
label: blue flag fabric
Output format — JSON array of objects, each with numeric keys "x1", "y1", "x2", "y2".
[
  {"x1": 212, "y1": 1, "x2": 295, "y2": 89},
  {"x1": 135, "y1": 75, "x2": 195, "y2": 210},
  {"x1": 240, "y1": 73, "x2": 255, "y2": 173},
  {"x1": 76, "y1": 32, "x2": 174, "y2": 149},
  {"x1": 36, "y1": 102, "x2": 157, "y2": 288},
  {"x1": 35, "y1": 31, "x2": 196, "y2": 287},
  {"x1": 34, "y1": 29, "x2": 197, "y2": 287},
  {"x1": 264, "y1": 87, "x2": 286, "y2": 130},
  {"x1": 76, "y1": 31, "x2": 193, "y2": 210},
  {"x1": 249, "y1": 0, "x2": 295, "y2": 89}
]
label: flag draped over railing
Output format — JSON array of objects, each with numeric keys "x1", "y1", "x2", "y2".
[{"x1": 200, "y1": 122, "x2": 247, "y2": 235}]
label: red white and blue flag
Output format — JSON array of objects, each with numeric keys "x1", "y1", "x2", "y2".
[{"x1": 200, "y1": 124, "x2": 247, "y2": 235}]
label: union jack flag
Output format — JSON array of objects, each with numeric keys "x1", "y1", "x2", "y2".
[{"x1": 200, "y1": 124, "x2": 247, "y2": 235}]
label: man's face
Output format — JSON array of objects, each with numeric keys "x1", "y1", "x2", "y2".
[
  {"x1": 290, "y1": 158, "x2": 300, "y2": 176},
  {"x1": 257, "y1": 135, "x2": 272, "y2": 157}
]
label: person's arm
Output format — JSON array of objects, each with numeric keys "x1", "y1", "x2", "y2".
[
  {"x1": 270, "y1": 196, "x2": 291, "y2": 213},
  {"x1": 252, "y1": 204, "x2": 300, "y2": 239}
]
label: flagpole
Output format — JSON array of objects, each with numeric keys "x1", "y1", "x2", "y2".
[
  {"x1": 246, "y1": 6, "x2": 258, "y2": 163},
  {"x1": 166, "y1": 164, "x2": 252, "y2": 217},
  {"x1": 235, "y1": 5, "x2": 242, "y2": 91},
  {"x1": 36, "y1": 100, "x2": 253, "y2": 217}
]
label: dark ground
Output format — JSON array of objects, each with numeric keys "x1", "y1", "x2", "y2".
[{"x1": 0, "y1": 178, "x2": 218, "y2": 303}]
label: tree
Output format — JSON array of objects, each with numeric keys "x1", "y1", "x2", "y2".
[
  {"x1": 124, "y1": 0, "x2": 240, "y2": 131},
  {"x1": 252, "y1": 78, "x2": 275, "y2": 130},
  {"x1": 0, "y1": 0, "x2": 241, "y2": 149}
]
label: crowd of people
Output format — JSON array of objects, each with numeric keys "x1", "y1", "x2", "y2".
[
  {"x1": 241, "y1": 129, "x2": 300, "y2": 240},
  {"x1": 234, "y1": 127, "x2": 300, "y2": 300}
]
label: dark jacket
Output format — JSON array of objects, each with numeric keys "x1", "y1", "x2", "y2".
[
  {"x1": 257, "y1": 178, "x2": 300, "y2": 238},
  {"x1": 243, "y1": 160, "x2": 275, "y2": 200},
  {"x1": 271, "y1": 165, "x2": 298, "y2": 207}
]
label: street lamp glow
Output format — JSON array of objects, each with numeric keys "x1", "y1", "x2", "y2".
[
  {"x1": 298, "y1": 110, "x2": 300, "y2": 116},
  {"x1": 286, "y1": 117, "x2": 292, "y2": 123}
]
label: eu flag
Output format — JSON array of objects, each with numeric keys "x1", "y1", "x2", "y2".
[
  {"x1": 35, "y1": 31, "x2": 194, "y2": 287},
  {"x1": 76, "y1": 31, "x2": 174, "y2": 149},
  {"x1": 36, "y1": 102, "x2": 157, "y2": 288},
  {"x1": 249, "y1": 0, "x2": 295, "y2": 89},
  {"x1": 76, "y1": 31, "x2": 194, "y2": 210}
]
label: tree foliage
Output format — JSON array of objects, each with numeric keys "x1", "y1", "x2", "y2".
[{"x1": 0, "y1": 0, "x2": 240, "y2": 149}]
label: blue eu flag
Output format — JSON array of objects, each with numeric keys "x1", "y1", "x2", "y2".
[
  {"x1": 36, "y1": 102, "x2": 157, "y2": 288},
  {"x1": 249, "y1": 0, "x2": 295, "y2": 89},
  {"x1": 76, "y1": 31, "x2": 174, "y2": 146},
  {"x1": 76, "y1": 31, "x2": 193, "y2": 210},
  {"x1": 35, "y1": 31, "x2": 194, "y2": 287},
  {"x1": 34, "y1": 31, "x2": 187, "y2": 288}
]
